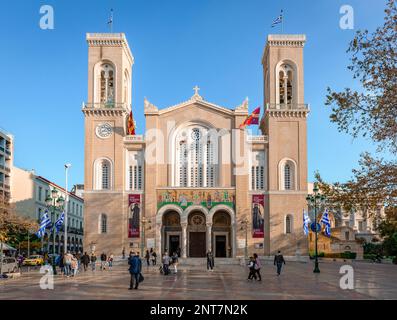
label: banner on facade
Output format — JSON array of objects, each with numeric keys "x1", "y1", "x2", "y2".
[
  {"x1": 128, "y1": 194, "x2": 141, "y2": 238},
  {"x1": 252, "y1": 194, "x2": 265, "y2": 238}
]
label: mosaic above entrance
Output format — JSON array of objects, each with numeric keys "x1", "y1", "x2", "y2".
[{"x1": 157, "y1": 189, "x2": 235, "y2": 211}]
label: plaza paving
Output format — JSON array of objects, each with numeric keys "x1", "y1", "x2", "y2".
[{"x1": 0, "y1": 260, "x2": 396, "y2": 300}]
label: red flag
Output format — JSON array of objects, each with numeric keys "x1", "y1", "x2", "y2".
[
  {"x1": 128, "y1": 111, "x2": 136, "y2": 135},
  {"x1": 239, "y1": 107, "x2": 261, "y2": 129}
]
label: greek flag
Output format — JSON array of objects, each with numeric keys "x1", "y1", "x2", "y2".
[
  {"x1": 303, "y1": 209, "x2": 311, "y2": 235},
  {"x1": 54, "y1": 211, "x2": 65, "y2": 233},
  {"x1": 271, "y1": 10, "x2": 283, "y2": 27},
  {"x1": 320, "y1": 209, "x2": 331, "y2": 237},
  {"x1": 107, "y1": 9, "x2": 113, "y2": 25},
  {"x1": 36, "y1": 210, "x2": 51, "y2": 238}
]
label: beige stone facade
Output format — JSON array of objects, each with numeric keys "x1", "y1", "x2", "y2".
[{"x1": 83, "y1": 33, "x2": 310, "y2": 258}]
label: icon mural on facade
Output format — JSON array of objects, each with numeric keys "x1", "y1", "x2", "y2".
[
  {"x1": 252, "y1": 194, "x2": 264, "y2": 238},
  {"x1": 157, "y1": 189, "x2": 235, "y2": 211},
  {"x1": 128, "y1": 194, "x2": 140, "y2": 238}
]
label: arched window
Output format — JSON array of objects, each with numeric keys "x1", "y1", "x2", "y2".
[
  {"x1": 285, "y1": 215, "x2": 292, "y2": 234},
  {"x1": 276, "y1": 62, "x2": 296, "y2": 105},
  {"x1": 279, "y1": 159, "x2": 296, "y2": 191},
  {"x1": 100, "y1": 214, "x2": 107, "y2": 234},
  {"x1": 251, "y1": 151, "x2": 265, "y2": 190},
  {"x1": 94, "y1": 158, "x2": 112, "y2": 190},
  {"x1": 175, "y1": 126, "x2": 218, "y2": 187},
  {"x1": 100, "y1": 64, "x2": 114, "y2": 104}
]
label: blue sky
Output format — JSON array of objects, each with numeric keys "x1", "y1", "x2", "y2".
[{"x1": 0, "y1": 0, "x2": 389, "y2": 189}]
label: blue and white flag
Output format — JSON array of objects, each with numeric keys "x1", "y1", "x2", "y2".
[
  {"x1": 36, "y1": 210, "x2": 51, "y2": 238},
  {"x1": 54, "y1": 211, "x2": 65, "y2": 233},
  {"x1": 271, "y1": 10, "x2": 283, "y2": 27},
  {"x1": 303, "y1": 209, "x2": 311, "y2": 235},
  {"x1": 320, "y1": 209, "x2": 331, "y2": 237}
]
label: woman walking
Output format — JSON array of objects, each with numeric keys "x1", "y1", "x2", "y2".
[
  {"x1": 247, "y1": 256, "x2": 257, "y2": 280},
  {"x1": 171, "y1": 252, "x2": 179, "y2": 274},
  {"x1": 108, "y1": 253, "x2": 114, "y2": 270},
  {"x1": 253, "y1": 253, "x2": 262, "y2": 281}
]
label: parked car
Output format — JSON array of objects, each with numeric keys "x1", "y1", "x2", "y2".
[
  {"x1": 23, "y1": 255, "x2": 44, "y2": 266},
  {"x1": 1, "y1": 257, "x2": 18, "y2": 273}
]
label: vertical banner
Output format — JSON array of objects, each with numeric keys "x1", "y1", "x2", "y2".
[
  {"x1": 128, "y1": 194, "x2": 141, "y2": 238},
  {"x1": 252, "y1": 194, "x2": 265, "y2": 238}
]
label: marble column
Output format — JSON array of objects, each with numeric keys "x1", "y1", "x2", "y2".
[
  {"x1": 231, "y1": 222, "x2": 236, "y2": 258},
  {"x1": 181, "y1": 223, "x2": 187, "y2": 258},
  {"x1": 156, "y1": 223, "x2": 162, "y2": 255},
  {"x1": 206, "y1": 223, "x2": 212, "y2": 253}
]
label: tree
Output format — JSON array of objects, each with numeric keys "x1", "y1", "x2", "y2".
[{"x1": 326, "y1": 0, "x2": 397, "y2": 153}]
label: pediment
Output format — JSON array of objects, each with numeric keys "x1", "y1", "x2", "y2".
[{"x1": 159, "y1": 97, "x2": 234, "y2": 116}]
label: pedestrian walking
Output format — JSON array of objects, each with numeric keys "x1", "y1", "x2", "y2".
[
  {"x1": 128, "y1": 251, "x2": 142, "y2": 290},
  {"x1": 90, "y1": 253, "x2": 97, "y2": 272},
  {"x1": 64, "y1": 251, "x2": 72, "y2": 277},
  {"x1": 247, "y1": 256, "x2": 257, "y2": 280},
  {"x1": 81, "y1": 252, "x2": 90, "y2": 271},
  {"x1": 253, "y1": 253, "x2": 262, "y2": 281},
  {"x1": 151, "y1": 249, "x2": 157, "y2": 266},
  {"x1": 145, "y1": 250, "x2": 150, "y2": 266},
  {"x1": 171, "y1": 252, "x2": 179, "y2": 273},
  {"x1": 122, "y1": 247, "x2": 126, "y2": 259},
  {"x1": 162, "y1": 251, "x2": 170, "y2": 275},
  {"x1": 206, "y1": 250, "x2": 214, "y2": 271},
  {"x1": 100, "y1": 252, "x2": 107, "y2": 270},
  {"x1": 71, "y1": 255, "x2": 78, "y2": 277},
  {"x1": 108, "y1": 253, "x2": 114, "y2": 270},
  {"x1": 274, "y1": 250, "x2": 286, "y2": 276}
]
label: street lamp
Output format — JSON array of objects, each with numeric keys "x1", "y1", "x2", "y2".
[
  {"x1": 45, "y1": 190, "x2": 64, "y2": 275},
  {"x1": 140, "y1": 217, "x2": 151, "y2": 258},
  {"x1": 240, "y1": 217, "x2": 249, "y2": 260},
  {"x1": 306, "y1": 183, "x2": 326, "y2": 273},
  {"x1": 64, "y1": 164, "x2": 71, "y2": 254}
]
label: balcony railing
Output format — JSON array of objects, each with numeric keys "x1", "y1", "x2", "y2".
[
  {"x1": 266, "y1": 103, "x2": 309, "y2": 111},
  {"x1": 0, "y1": 164, "x2": 11, "y2": 172},
  {"x1": 124, "y1": 135, "x2": 145, "y2": 143},
  {"x1": 247, "y1": 135, "x2": 268, "y2": 143},
  {"x1": 0, "y1": 182, "x2": 10, "y2": 190},
  {"x1": 83, "y1": 102, "x2": 130, "y2": 109}
]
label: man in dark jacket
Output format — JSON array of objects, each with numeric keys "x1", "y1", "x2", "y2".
[
  {"x1": 274, "y1": 250, "x2": 286, "y2": 276},
  {"x1": 128, "y1": 252, "x2": 142, "y2": 290},
  {"x1": 100, "y1": 252, "x2": 107, "y2": 270},
  {"x1": 81, "y1": 252, "x2": 90, "y2": 271}
]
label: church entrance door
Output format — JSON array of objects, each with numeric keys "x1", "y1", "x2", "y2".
[
  {"x1": 215, "y1": 235, "x2": 227, "y2": 257},
  {"x1": 189, "y1": 232, "x2": 206, "y2": 257}
]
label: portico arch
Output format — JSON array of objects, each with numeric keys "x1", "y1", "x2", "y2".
[
  {"x1": 156, "y1": 204, "x2": 183, "y2": 256},
  {"x1": 209, "y1": 205, "x2": 236, "y2": 258}
]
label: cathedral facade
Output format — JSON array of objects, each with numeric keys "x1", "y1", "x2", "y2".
[{"x1": 83, "y1": 33, "x2": 309, "y2": 258}]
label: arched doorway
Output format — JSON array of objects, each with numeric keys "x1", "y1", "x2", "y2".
[
  {"x1": 212, "y1": 211, "x2": 232, "y2": 257},
  {"x1": 162, "y1": 211, "x2": 182, "y2": 256},
  {"x1": 187, "y1": 211, "x2": 207, "y2": 257}
]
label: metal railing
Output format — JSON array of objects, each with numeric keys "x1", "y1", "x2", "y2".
[
  {"x1": 0, "y1": 182, "x2": 10, "y2": 190},
  {"x1": 124, "y1": 135, "x2": 144, "y2": 142},
  {"x1": 83, "y1": 102, "x2": 130, "y2": 109},
  {"x1": 0, "y1": 164, "x2": 11, "y2": 172},
  {"x1": 247, "y1": 135, "x2": 268, "y2": 143},
  {"x1": 266, "y1": 103, "x2": 309, "y2": 111}
]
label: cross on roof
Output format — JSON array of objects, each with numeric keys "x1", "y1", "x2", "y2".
[{"x1": 193, "y1": 85, "x2": 200, "y2": 95}]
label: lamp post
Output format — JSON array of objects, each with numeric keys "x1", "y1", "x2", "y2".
[
  {"x1": 45, "y1": 189, "x2": 64, "y2": 275},
  {"x1": 64, "y1": 164, "x2": 71, "y2": 254},
  {"x1": 140, "y1": 217, "x2": 151, "y2": 258},
  {"x1": 306, "y1": 183, "x2": 326, "y2": 273},
  {"x1": 240, "y1": 217, "x2": 249, "y2": 260}
]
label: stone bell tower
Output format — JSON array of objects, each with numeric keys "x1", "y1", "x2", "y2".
[
  {"x1": 83, "y1": 33, "x2": 134, "y2": 253},
  {"x1": 261, "y1": 35, "x2": 309, "y2": 256}
]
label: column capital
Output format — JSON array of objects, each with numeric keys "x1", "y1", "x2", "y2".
[
  {"x1": 181, "y1": 222, "x2": 188, "y2": 228},
  {"x1": 206, "y1": 223, "x2": 213, "y2": 228}
]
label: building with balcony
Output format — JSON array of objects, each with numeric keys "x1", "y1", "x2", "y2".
[
  {"x1": 0, "y1": 128, "x2": 13, "y2": 208},
  {"x1": 11, "y1": 167, "x2": 84, "y2": 254},
  {"x1": 83, "y1": 33, "x2": 310, "y2": 258}
]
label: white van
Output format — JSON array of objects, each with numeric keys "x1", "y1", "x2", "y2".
[{"x1": 1, "y1": 257, "x2": 18, "y2": 273}]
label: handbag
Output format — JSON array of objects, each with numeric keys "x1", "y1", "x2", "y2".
[{"x1": 138, "y1": 273, "x2": 144, "y2": 283}]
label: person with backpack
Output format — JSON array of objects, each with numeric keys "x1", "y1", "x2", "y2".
[{"x1": 128, "y1": 251, "x2": 142, "y2": 290}]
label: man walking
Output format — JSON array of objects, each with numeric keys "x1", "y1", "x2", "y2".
[
  {"x1": 81, "y1": 252, "x2": 90, "y2": 271},
  {"x1": 128, "y1": 251, "x2": 142, "y2": 290},
  {"x1": 90, "y1": 253, "x2": 97, "y2": 272},
  {"x1": 206, "y1": 250, "x2": 214, "y2": 271},
  {"x1": 100, "y1": 252, "x2": 107, "y2": 270},
  {"x1": 274, "y1": 250, "x2": 286, "y2": 276},
  {"x1": 162, "y1": 251, "x2": 170, "y2": 275},
  {"x1": 253, "y1": 253, "x2": 262, "y2": 281}
]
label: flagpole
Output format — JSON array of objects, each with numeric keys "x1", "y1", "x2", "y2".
[{"x1": 282, "y1": 10, "x2": 284, "y2": 33}]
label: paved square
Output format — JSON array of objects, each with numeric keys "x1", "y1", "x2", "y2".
[{"x1": 0, "y1": 260, "x2": 396, "y2": 300}]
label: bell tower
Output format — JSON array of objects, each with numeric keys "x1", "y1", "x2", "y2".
[
  {"x1": 261, "y1": 35, "x2": 309, "y2": 256},
  {"x1": 83, "y1": 33, "x2": 134, "y2": 253}
]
